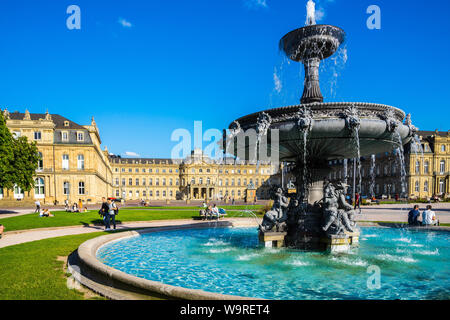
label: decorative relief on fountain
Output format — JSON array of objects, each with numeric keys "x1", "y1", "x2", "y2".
[
  {"x1": 296, "y1": 106, "x2": 313, "y2": 131},
  {"x1": 343, "y1": 104, "x2": 360, "y2": 131},
  {"x1": 260, "y1": 188, "x2": 289, "y2": 233},
  {"x1": 321, "y1": 181, "x2": 357, "y2": 235},
  {"x1": 381, "y1": 108, "x2": 400, "y2": 133}
]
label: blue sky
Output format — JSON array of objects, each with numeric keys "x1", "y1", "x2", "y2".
[{"x1": 0, "y1": 0, "x2": 449, "y2": 158}]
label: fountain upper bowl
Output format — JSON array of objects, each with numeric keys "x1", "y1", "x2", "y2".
[
  {"x1": 279, "y1": 24, "x2": 345, "y2": 62},
  {"x1": 229, "y1": 102, "x2": 414, "y2": 162}
]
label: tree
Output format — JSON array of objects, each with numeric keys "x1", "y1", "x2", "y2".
[{"x1": 0, "y1": 112, "x2": 39, "y2": 192}]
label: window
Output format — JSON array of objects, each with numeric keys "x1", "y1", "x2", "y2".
[
  {"x1": 34, "y1": 178, "x2": 45, "y2": 198},
  {"x1": 143, "y1": 190, "x2": 146, "y2": 197},
  {"x1": 13, "y1": 131, "x2": 21, "y2": 139},
  {"x1": 149, "y1": 178, "x2": 153, "y2": 186},
  {"x1": 115, "y1": 178, "x2": 119, "y2": 186},
  {"x1": 424, "y1": 161, "x2": 429, "y2": 174},
  {"x1": 77, "y1": 154, "x2": 85, "y2": 170},
  {"x1": 162, "y1": 190, "x2": 166, "y2": 197},
  {"x1": 14, "y1": 185, "x2": 24, "y2": 199},
  {"x1": 62, "y1": 131, "x2": 68, "y2": 141},
  {"x1": 442, "y1": 145, "x2": 446, "y2": 152},
  {"x1": 415, "y1": 161, "x2": 420, "y2": 174},
  {"x1": 129, "y1": 178, "x2": 132, "y2": 186},
  {"x1": 62, "y1": 154, "x2": 69, "y2": 170},
  {"x1": 424, "y1": 181, "x2": 429, "y2": 192},
  {"x1": 77, "y1": 132, "x2": 84, "y2": 141},
  {"x1": 78, "y1": 182, "x2": 85, "y2": 195},
  {"x1": 440, "y1": 160, "x2": 445, "y2": 174},
  {"x1": 34, "y1": 131, "x2": 42, "y2": 140},
  {"x1": 116, "y1": 190, "x2": 120, "y2": 197},
  {"x1": 63, "y1": 182, "x2": 70, "y2": 195},
  {"x1": 207, "y1": 178, "x2": 211, "y2": 185},
  {"x1": 162, "y1": 178, "x2": 166, "y2": 186},
  {"x1": 415, "y1": 181, "x2": 419, "y2": 192},
  {"x1": 64, "y1": 121, "x2": 70, "y2": 127},
  {"x1": 121, "y1": 178, "x2": 125, "y2": 186},
  {"x1": 199, "y1": 178, "x2": 203, "y2": 185},
  {"x1": 439, "y1": 180, "x2": 445, "y2": 194},
  {"x1": 136, "y1": 178, "x2": 139, "y2": 186},
  {"x1": 142, "y1": 178, "x2": 146, "y2": 186},
  {"x1": 135, "y1": 169, "x2": 139, "y2": 173},
  {"x1": 156, "y1": 178, "x2": 160, "y2": 186},
  {"x1": 170, "y1": 179, "x2": 173, "y2": 186},
  {"x1": 37, "y1": 152, "x2": 43, "y2": 171}
]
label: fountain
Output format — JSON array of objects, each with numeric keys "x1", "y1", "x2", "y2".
[{"x1": 225, "y1": 0, "x2": 416, "y2": 251}]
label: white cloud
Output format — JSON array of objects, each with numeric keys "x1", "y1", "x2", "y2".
[
  {"x1": 124, "y1": 151, "x2": 140, "y2": 157},
  {"x1": 244, "y1": 0, "x2": 268, "y2": 10},
  {"x1": 118, "y1": 18, "x2": 132, "y2": 28}
]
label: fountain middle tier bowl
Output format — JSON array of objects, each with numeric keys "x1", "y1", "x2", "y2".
[
  {"x1": 230, "y1": 102, "x2": 414, "y2": 162},
  {"x1": 279, "y1": 24, "x2": 345, "y2": 61}
]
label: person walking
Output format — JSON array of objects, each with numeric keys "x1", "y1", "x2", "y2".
[
  {"x1": 99, "y1": 197, "x2": 111, "y2": 230},
  {"x1": 34, "y1": 200, "x2": 41, "y2": 214},
  {"x1": 408, "y1": 205, "x2": 421, "y2": 226}
]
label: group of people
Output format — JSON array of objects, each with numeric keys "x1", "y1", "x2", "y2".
[
  {"x1": 200, "y1": 202, "x2": 226, "y2": 220},
  {"x1": 34, "y1": 200, "x2": 54, "y2": 217},
  {"x1": 408, "y1": 205, "x2": 440, "y2": 226},
  {"x1": 64, "y1": 199, "x2": 87, "y2": 213},
  {"x1": 99, "y1": 197, "x2": 119, "y2": 230}
]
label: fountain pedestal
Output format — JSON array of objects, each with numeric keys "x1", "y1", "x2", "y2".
[{"x1": 259, "y1": 231, "x2": 287, "y2": 248}]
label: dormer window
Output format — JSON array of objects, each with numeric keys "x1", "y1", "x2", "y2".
[
  {"x1": 62, "y1": 131, "x2": 69, "y2": 141},
  {"x1": 64, "y1": 121, "x2": 70, "y2": 127},
  {"x1": 77, "y1": 132, "x2": 84, "y2": 142}
]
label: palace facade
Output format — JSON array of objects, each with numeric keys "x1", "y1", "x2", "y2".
[{"x1": 0, "y1": 110, "x2": 278, "y2": 207}]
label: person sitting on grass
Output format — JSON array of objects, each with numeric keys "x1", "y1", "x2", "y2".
[
  {"x1": 422, "y1": 205, "x2": 439, "y2": 226},
  {"x1": 42, "y1": 209, "x2": 54, "y2": 217}
]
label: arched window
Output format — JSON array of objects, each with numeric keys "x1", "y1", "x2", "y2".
[
  {"x1": 78, "y1": 181, "x2": 85, "y2": 195},
  {"x1": 77, "y1": 154, "x2": 85, "y2": 170},
  {"x1": 34, "y1": 178, "x2": 45, "y2": 198},
  {"x1": 37, "y1": 152, "x2": 43, "y2": 171},
  {"x1": 442, "y1": 145, "x2": 446, "y2": 152},
  {"x1": 415, "y1": 160, "x2": 420, "y2": 174}
]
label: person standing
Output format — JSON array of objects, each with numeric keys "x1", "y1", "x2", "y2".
[
  {"x1": 354, "y1": 193, "x2": 361, "y2": 210},
  {"x1": 78, "y1": 199, "x2": 83, "y2": 213},
  {"x1": 408, "y1": 205, "x2": 421, "y2": 226},
  {"x1": 422, "y1": 205, "x2": 439, "y2": 226},
  {"x1": 34, "y1": 200, "x2": 41, "y2": 214},
  {"x1": 110, "y1": 200, "x2": 119, "y2": 230},
  {"x1": 99, "y1": 197, "x2": 110, "y2": 230}
]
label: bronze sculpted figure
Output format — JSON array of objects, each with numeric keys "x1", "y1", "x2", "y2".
[
  {"x1": 322, "y1": 181, "x2": 356, "y2": 235},
  {"x1": 260, "y1": 188, "x2": 289, "y2": 232}
]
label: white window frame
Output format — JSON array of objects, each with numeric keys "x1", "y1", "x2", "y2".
[
  {"x1": 62, "y1": 154, "x2": 69, "y2": 170},
  {"x1": 77, "y1": 154, "x2": 85, "y2": 170},
  {"x1": 63, "y1": 182, "x2": 70, "y2": 195},
  {"x1": 34, "y1": 177, "x2": 45, "y2": 199},
  {"x1": 77, "y1": 131, "x2": 84, "y2": 142},
  {"x1": 14, "y1": 185, "x2": 24, "y2": 199},
  {"x1": 62, "y1": 131, "x2": 69, "y2": 142},
  {"x1": 37, "y1": 152, "x2": 43, "y2": 171},
  {"x1": 78, "y1": 181, "x2": 85, "y2": 195},
  {"x1": 34, "y1": 131, "x2": 42, "y2": 141}
]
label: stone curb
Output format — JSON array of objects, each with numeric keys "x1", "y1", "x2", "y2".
[{"x1": 72, "y1": 220, "x2": 262, "y2": 300}]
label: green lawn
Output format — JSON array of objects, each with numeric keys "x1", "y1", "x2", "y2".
[
  {"x1": 0, "y1": 207, "x2": 263, "y2": 232},
  {"x1": 125, "y1": 205, "x2": 263, "y2": 210},
  {"x1": 0, "y1": 232, "x2": 108, "y2": 300}
]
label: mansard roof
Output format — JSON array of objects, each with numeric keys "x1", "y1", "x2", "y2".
[{"x1": 7, "y1": 112, "x2": 86, "y2": 130}]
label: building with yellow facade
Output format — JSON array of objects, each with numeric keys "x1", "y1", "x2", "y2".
[{"x1": 0, "y1": 109, "x2": 278, "y2": 207}]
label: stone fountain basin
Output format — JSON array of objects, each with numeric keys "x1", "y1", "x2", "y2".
[
  {"x1": 230, "y1": 102, "x2": 413, "y2": 162},
  {"x1": 279, "y1": 25, "x2": 345, "y2": 61}
]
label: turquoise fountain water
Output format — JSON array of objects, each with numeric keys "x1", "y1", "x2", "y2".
[{"x1": 97, "y1": 227, "x2": 450, "y2": 300}]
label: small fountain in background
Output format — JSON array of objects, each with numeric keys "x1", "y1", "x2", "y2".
[{"x1": 224, "y1": 0, "x2": 416, "y2": 251}]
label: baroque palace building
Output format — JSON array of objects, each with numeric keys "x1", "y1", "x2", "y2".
[
  {"x1": 328, "y1": 130, "x2": 450, "y2": 200},
  {"x1": 0, "y1": 109, "x2": 278, "y2": 206}
]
